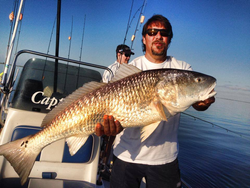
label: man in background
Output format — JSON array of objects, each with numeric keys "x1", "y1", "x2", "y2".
[{"x1": 102, "y1": 44, "x2": 134, "y2": 83}]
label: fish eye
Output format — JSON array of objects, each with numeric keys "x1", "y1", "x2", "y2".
[{"x1": 195, "y1": 77, "x2": 202, "y2": 83}]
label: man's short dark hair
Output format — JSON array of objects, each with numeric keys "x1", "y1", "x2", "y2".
[{"x1": 141, "y1": 15, "x2": 173, "y2": 52}]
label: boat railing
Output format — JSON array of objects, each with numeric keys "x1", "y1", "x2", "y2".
[{"x1": 2, "y1": 49, "x2": 113, "y2": 93}]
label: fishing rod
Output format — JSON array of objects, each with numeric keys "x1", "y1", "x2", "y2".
[
  {"x1": 1, "y1": 0, "x2": 24, "y2": 120},
  {"x1": 126, "y1": 6, "x2": 142, "y2": 42},
  {"x1": 123, "y1": 0, "x2": 134, "y2": 44},
  {"x1": 1, "y1": 0, "x2": 24, "y2": 87},
  {"x1": 79, "y1": 14, "x2": 86, "y2": 62},
  {"x1": 63, "y1": 16, "x2": 74, "y2": 93},
  {"x1": 182, "y1": 112, "x2": 250, "y2": 142},
  {"x1": 14, "y1": 0, "x2": 26, "y2": 55},
  {"x1": 67, "y1": 16, "x2": 73, "y2": 60},
  {"x1": 130, "y1": 0, "x2": 147, "y2": 50},
  {"x1": 123, "y1": 0, "x2": 146, "y2": 46},
  {"x1": 41, "y1": 15, "x2": 57, "y2": 82},
  {"x1": 77, "y1": 14, "x2": 86, "y2": 88},
  {"x1": 14, "y1": 13, "x2": 24, "y2": 55},
  {"x1": 5, "y1": 0, "x2": 18, "y2": 63},
  {"x1": 46, "y1": 16, "x2": 57, "y2": 57}
]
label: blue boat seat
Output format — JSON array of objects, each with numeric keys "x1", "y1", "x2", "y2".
[
  {"x1": 11, "y1": 125, "x2": 42, "y2": 161},
  {"x1": 11, "y1": 125, "x2": 93, "y2": 163}
]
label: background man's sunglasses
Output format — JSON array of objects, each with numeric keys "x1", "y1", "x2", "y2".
[
  {"x1": 120, "y1": 52, "x2": 131, "y2": 57},
  {"x1": 145, "y1": 29, "x2": 171, "y2": 37}
]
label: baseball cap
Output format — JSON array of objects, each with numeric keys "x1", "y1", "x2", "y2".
[{"x1": 116, "y1": 44, "x2": 134, "y2": 55}]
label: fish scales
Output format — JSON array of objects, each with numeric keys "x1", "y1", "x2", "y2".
[
  {"x1": 29, "y1": 70, "x2": 160, "y2": 150},
  {"x1": 104, "y1": 70, "x2": 160, "y2": 126}
]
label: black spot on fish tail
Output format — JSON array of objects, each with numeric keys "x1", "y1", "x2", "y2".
[{"x1": 0, "y1": 135, "x2": 40, "y2": 185}]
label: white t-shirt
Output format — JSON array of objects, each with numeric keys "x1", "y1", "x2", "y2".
[
  {"x1": 102, "y1": 61, "x2": 120, "y2": 83},
  {"x1": 112, "y1": 55, "x2": 192, "y2": 165}
]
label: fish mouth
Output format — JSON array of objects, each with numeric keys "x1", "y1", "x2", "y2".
[{"x1": 200, "y1": 82, "x2": 217, "y2": 101}]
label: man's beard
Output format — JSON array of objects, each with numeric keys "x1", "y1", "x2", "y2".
[{"x1": 151, "y1": 41, "x2": 167, "y2": 56}]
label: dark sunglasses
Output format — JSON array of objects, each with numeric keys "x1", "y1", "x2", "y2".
[
  {"x1": 120, "y1": 52, "x2": 131, "y2": 57},
  {"x1": 145, "y1": 29, "x2": 171, "y2": 37}
]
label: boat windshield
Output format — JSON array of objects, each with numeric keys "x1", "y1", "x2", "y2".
[{"x1": 10, "y1": 58, "x2": 102, "y2": 113}]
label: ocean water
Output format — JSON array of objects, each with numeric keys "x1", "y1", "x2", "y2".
[{"x1": 178, "y1": 96, "x2": 250, "y2": 187}]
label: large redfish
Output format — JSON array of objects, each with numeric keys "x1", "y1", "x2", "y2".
[{"x1": 0, "y1": 64, "x2": 216, "y2": 185}]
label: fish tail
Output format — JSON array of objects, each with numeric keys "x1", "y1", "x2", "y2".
[{"x1": 0, "y1": 135, "x2": 40, "y2": 185}]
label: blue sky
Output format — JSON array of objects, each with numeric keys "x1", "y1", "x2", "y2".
[{"x1": 0, "y1": 0, "x2": 250, "y2": 101}]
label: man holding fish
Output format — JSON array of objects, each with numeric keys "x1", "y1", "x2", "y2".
[
  {"x1": 0, "y1": 15, "x2": 216, "y2": 187},
  {"x1": 96, "y1": 15, "x2": 215, "y2": 188}
]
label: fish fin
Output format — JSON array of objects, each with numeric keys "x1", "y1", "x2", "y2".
[
  {"x1": 110, "y1": 63, "x2": 142, "y2": 82},
  {"x1": 41, "y1": 81, "x2": 106, "y2": 127},
  {"x1": 66, "y1": 135, "x2": 89, "y2": 156},
  {"x1": 0, "y1": 135, "x2": 40, "y2": 185},
  {"x1": 154, "y1": 101, "x2": 171, "y2": 121},
  {"x1": 140, "y1": 121, "x2": 161, "y2": 142}
]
